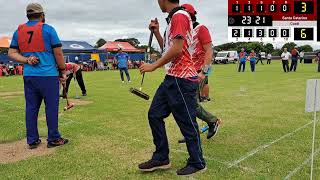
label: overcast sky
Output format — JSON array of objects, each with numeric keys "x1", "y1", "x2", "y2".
[{"x1": 0, "y1": 0, "x2": 319, "y2": 50}]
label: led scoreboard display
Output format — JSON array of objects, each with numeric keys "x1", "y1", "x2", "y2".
[{"x1": 228, "y1": 0, "x2": 319, "y2": 42}]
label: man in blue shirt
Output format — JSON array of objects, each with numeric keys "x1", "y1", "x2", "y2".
[
  {"x1": 114, "y1": 48, "x2": 131, "y2": 83},
  {"x1": 249, "y1": 50, "x2": 257, "y2": 72},
  {"x1": 8, "y1": 3, "x2": 69, "y2": 149},
  {"x1": 238, "y1": 48, "x2": 247, "y2": 72}
]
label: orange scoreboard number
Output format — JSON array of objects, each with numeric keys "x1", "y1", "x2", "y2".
[{"x1": 228, "y1": 0, "x2": 319, "y2": 42}]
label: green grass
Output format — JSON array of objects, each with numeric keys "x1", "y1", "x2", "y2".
[{"x1": 0, "y1": 61, "x2": 320, "y2": 179}]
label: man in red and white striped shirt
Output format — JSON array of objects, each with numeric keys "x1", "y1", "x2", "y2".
[
  {"x1": 179, "y1": 3, "x2": 221, "y2": 142},
  {"x1": 139, "y1": 0, "x2": 206, "y2": 176}
]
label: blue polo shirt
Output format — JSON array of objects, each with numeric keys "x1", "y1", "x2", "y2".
[
  {"x1": 10, "y1": 21, "x2": 62, "y2": 77},
  {"x1": 115, "y1": 53, "x2": 129, "y2": 69},
  {"x1": 239, "y1": 52, "x2": 247, "y2": 62}
]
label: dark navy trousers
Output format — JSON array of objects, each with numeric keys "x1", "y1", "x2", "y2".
[
  {"x1": 148, "y1": 75, "x2": 206, "y2": 169},
  {"x1": 24, "y1": 76, "x2": 61, "y2": 145}
]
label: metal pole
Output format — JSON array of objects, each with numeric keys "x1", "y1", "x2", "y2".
[{"x1": 310, "y1": 80, "x2": 318, "y2": 180}]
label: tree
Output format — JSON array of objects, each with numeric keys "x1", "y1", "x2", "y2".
[
  {"x1": 95, "y1": 38, "x2": 107, "y2": 48},
  {"x1": 0, "y1": 48, "x2": 8, "y2": 54},
  {"x1": 264, "y1": 43, "x2": 274, "y2": 53},
  {"x1": 282, "y1": 42, "x2": 297, "y2": 51},
  {"x1": 272, "y1": 49, "x2": 282, "y2": 56},
  {"x1": 115, "y1": 38, "x2": 140, "y2": 48},
  {"x1": 299, "y1": 45, "x2": 313, "y2": 52}
]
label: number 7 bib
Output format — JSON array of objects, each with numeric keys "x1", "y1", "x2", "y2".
[{"x1": 17, "y1": 22, "x2": 46, "y2": 53}]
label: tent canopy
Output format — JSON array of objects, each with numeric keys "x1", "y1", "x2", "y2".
[
  {"x1": 61, "y1": 41, "x2": 105, "y2": 53},
  {"x1": 0, "y1": 37, "x2": 11, "y2": 48},
  {"x1": 99, "y1": 41, "x2": 144, "y2": 53}
]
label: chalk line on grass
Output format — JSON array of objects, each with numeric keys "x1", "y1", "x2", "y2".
[
  {"x1": 284, "y1": 148, "x2": 320, "y2": 180},
  {"x1": 229, "y1": 121, "x2": 314, "y2": 168}
]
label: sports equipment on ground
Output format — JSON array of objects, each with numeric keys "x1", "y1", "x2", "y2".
[{"x1": 130, "y1": 30, "x2": 153, "y2": 100}]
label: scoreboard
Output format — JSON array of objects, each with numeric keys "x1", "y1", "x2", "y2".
[{"x1": 228, "y1": 0, "x2": 319, "y2": 42}]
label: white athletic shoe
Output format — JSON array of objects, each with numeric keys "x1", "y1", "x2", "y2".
[{"x1": 122, "y1": 81, "x2": 125, "y2": 83}]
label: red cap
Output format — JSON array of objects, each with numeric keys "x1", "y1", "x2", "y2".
[{"x1": 182, "y1": 4, "x2": 197, "y2": 15}]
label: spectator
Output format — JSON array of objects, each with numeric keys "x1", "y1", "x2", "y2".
[
  {"x1": 316, "y1": 52, "x2": 320, "y2": 72},
  {"x1": 290, "y1": 46, "x2": 299, "y2": 72},
  {"x1": 256, "y1": 52, "x2": 264, "y2": 65},
  {"x1": 114, "y1": 48, "x2": 131, "y2": 83},
  {"x1": 300, "y1": 50, "x2": 305, "y2": 63},
  {"x1": 281, "y1": 48, "x2": 291, "y2": 73},
  {"x1": 267, "y1": 53, "x2": 272, "y2": 64},
  {"x1": 249, "y1": 50, "x2": 257, "y2": 72},
  {"x1": 238, "y1": 48, "x2": 247, "y2": 72}
]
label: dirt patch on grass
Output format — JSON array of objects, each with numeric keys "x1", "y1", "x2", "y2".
[
  {"x1": 0, "y1": 91, "x2": 24, "y2": 99},
  {"x1": 0, "y1": 139, "x2": 55, "y2": 164},
  {"x1": 68, "y1": 99, "x2": 93, "y2": 106}
]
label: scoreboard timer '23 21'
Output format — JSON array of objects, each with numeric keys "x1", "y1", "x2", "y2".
[{"x1": 228, "y1": 0, "x2": 319, "y2": 42}]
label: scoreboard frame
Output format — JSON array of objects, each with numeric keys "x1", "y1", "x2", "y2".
[{"x1": 228, "y1": 0, "x2": 319, "y2": 42}]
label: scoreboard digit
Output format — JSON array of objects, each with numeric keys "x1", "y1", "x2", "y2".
[{"x1": 228, "y1": 0, "x2": 318, "y2": 42}]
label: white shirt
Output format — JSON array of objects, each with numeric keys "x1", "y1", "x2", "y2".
[
  {"x1": 267, "y1": 54, "x2": 272, "y2": 59},
  {"x1": 300, "y1": 52, "x2": 305, "y2": 58},
  {"x1": 281, "y1": 52, "x2": 291, "y2": 60}
]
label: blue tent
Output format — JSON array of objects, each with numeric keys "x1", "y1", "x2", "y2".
[{"x1": 61, "y1": 41, "x2": 105, "y2": 53}]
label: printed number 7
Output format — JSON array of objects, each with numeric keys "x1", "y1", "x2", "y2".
[{"x1": 27, "y1": 31, "x2": 34, "y2": 44}]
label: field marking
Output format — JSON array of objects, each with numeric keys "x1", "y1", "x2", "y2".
[
  {"x1": 284, "y1": 148, "x2": 320, "y2": 180},
  {"x1": 229, "y1": 121, "x2": 314, "y2": 168},
  {"x1": 112, "y1": 132, "x2": 232, "y2": 166}
]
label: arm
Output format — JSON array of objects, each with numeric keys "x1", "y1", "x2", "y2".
[
  {"x1": 199, "y1": 43, "x2": 213, "y2": 79},
  {"x1": 53, "y1": 47, "x2": 66, "y2": 70},
  {"x1": 8, "y1": 49, "x2": 38, "y2": 65},
  {"x1": 149, "y1": 18, "x2": 164, "y2": 51}
]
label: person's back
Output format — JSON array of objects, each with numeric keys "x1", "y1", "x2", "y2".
[{"x1": 8, "y1": 3, "x2": 68, "y2": 149}]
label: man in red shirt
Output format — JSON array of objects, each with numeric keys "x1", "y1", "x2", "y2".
[
  {"x1": 63, "y1": 62, "x2": 87, "y2": 96},
  {"x1": 177, "y1": 4, "x2": 221, "y2": 143},
  {"x1": 138, "y1": 0, "x2": 206, "y2": 176}
]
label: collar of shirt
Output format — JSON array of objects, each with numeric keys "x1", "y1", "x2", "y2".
[{"x1": 166, "y1": 6, "x2": 184, "y2": 24}]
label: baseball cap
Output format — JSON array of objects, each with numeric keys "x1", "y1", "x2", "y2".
[
  {"x1": 181, "y1": 4, "x2": 197, "y2": 15},
  {"x1": 26, "y1": 3, "x2": 44, "y2": 15}
]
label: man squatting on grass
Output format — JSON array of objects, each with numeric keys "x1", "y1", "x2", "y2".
[
  {"x1": 138, "y1": 0, "x2": 206, "y2": 176},
  {"x1": 177, "y1": 4, "x2": 221, "y2": 144},
  {"x1": 8, "y1": 3, "x2": 69, "y2": 149},
  {"x1": 63, "y1": 62, "x2": 87, "y2": 96}
]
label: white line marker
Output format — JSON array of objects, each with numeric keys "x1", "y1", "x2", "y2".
[
  {"x1": 284, "y1": 148, "x2": 320, "y2": 180},
  {"x1": 229, "y1": 121, "x2": 313, "y2": 168}
]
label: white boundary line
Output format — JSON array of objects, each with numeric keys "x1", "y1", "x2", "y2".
[
  {"x1": 113, "y1": 132, "x2": 232, "y2": 166},
  {"x1": 284, "y1": 148, "x2": 320, "y2": 180},
  {"x1": 228, "y1": 121, "x2": 313, "y2": 168}
]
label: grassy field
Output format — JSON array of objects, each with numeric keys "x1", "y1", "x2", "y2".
[{"x1": 0, "y1": 61, "x2": 320, "y2": 179}]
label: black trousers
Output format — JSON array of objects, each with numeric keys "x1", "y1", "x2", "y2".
[
  {"x1": 300, "y1": 58, "x2": 304, "y2": 63},
  {"x1": 65, "y1": 69, "x2": 87, "y2": 94},
  {"x1": 290, "y1": 60, "x2": 298, "y2": 72},
  {"x1": 267, "y1": 59, "x2": 271, "y2": 64},
  {"x1": 282, "y1": 60, "x2": 289, "y2": 72},
  {"x1": 119, "y1": 68, "x2": 130, "y2": 81},
  {"x1": 256, "y1": 59, "x2": 264, "y2": 65},
  {"x1": 238, "y1": 61, "x2": 246, "y2": 72},
  {"x1": 148, "y1": 75, "x2": 205, "y2": 169}
]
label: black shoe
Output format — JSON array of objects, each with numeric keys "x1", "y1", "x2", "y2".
[
  {"x1": 177, "y1": 165, "x2": 207, "y2": 176},
  {"x1": 178, "y1": 138, "x2": 186, "y2": 144},
  {"x1": 28, "y1": 139, "x2": 41, "y2": 149},
  {"x1": 206, "y1": 97, "x2": 211, "y2": 101},
  {"x1": 207, "y1": 119, "x2": 222, "y2": 139},
  {"x1": 47, "y1": 138, "x2": 69, "y2": 148},
  {"x1": 138, "y1": 159, "x2": 171, "y2": 172},
  {"x1": 82, "y1": 93, "x2": 87, "y2": 96}
]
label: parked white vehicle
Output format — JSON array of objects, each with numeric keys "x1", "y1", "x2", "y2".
[{"x1": 214, "y1": 51, "x2": 239, "y2": 64}]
